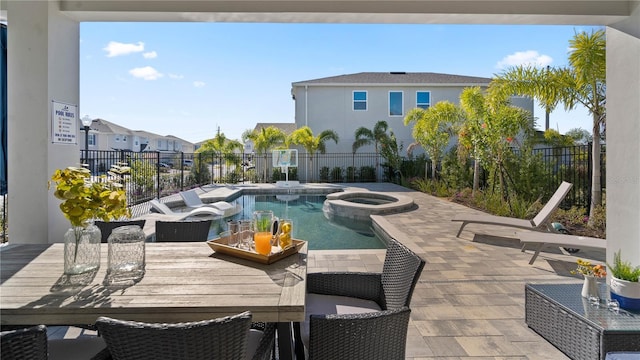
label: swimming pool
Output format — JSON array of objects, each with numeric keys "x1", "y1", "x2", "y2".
[{"x1": 207, "y1": 194, "x2": 386, "y2": 250}]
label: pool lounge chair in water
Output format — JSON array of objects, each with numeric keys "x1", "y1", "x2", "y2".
[
  {"x1": 149, "y1": 198, "x2": 223, "y2": 220},
  {"x1": 452, "y1": 181, "x2": 573, "y2": 238},
  {"x1": 180, "y1": 189, "x2": 236, "y2": 213}
]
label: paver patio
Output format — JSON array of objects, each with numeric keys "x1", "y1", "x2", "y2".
[
  {"x1": 151, "y1": 182, "x2": 607, "y2": 359},
  {"x1": 304, "y1": 182, "x2": 605, "y2": 359}
]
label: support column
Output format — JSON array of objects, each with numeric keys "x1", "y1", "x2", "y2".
[
  {"x1": 606, "y1": 18, "x2": 640, "y2": 265},
  {"x1": 7, "y1": 1, "x2": 80, "y2": 244}
]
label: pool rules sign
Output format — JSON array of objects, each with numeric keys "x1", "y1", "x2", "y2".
[{"x1": 51, "y1": 101, "x2": 78, "y2": 144}]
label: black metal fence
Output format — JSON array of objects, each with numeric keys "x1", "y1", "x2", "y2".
[
  {"x1": 81, "y1": 145, "x2": 603, "y2": 209},
  {"x1": 530, "y1": 143, "x2": 605, "y2": 209},
  {"x1": 0, "y1": 144, "x2": 607, "y2": 243}
]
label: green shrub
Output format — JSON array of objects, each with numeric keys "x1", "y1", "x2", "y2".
[
  {"x1": 411, "y1": 178, "x2": 453, "y2": 197},
  {"x1": 346, "y1": 166, "x2": 357, "y2": 182},
  {"x1": 400, "y1": 154, "x2": 427, "y2": 179},
  {"x1": 319, "y1": 166, "x2": 330, "y2": 182},
  {"x1": 272, "y1": 167, "x2": 282, "y2": 182},
  {"x1": 439, "y1": 148, "x2": 473, "y2": 191},
  {"x1": 330, "y1": 167, "x2": 343, "y2": 182},
  {"x1": 359, "y1": 166, "x2": 376, "y2": 182}
]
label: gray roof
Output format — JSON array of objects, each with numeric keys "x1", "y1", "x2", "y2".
[
  {"x1": 253, "y1": 122, "x2": 297, "y2": 135},
  {"x1": 92, "y1": 118, "x2": 134, "y2": 135},
  {"x1": 292, "y1": 72, "x2": 492, "y2": 86}
]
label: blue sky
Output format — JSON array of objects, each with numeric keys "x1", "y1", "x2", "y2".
[{"x1": 80, "y1": 23, "x2": 600, "y2": 144}]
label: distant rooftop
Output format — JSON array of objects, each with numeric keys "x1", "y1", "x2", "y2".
[
  {"x1": 253, "y1": 122, "x2": 297, "y2": 134},
  {"x1": 292, "y1": 72, "x2": 492, "y2": 86}
]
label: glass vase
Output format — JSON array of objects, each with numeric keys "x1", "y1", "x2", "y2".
[{"x1": 64, "y1": 222, "x2": 101, "y2": 275}]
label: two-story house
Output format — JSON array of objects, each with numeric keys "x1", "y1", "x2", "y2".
[
  {"x1": 291, "y1": 71, "x2": 534, "y2": 155},
  {"x1": 80, "y1": 118, "x2": 195, "y2": 167}
]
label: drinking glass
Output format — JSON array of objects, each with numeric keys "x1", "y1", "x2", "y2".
[
  {"x1": 607, "y1": 298, "x2": 620, "y2": 313},
  {"x1": 227, "y1": 220, "x2": 240, "y2": 247},
  {"x1": 253, "y1": 211, "x2": 274, "y2": 256},
  {"x1": 238, "y1": 219, "x2": 253, "y2": 251}
]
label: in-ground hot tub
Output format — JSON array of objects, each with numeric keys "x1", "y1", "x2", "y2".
[{"x1": 322, "y1": 190, "x2": 415, "y2": 225}]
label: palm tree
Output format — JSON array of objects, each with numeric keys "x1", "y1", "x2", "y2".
[
  {"x1": 289, "y1": 126, "x2": 339, "y2": 182},
  {"x1": 352, "y1": 120, "x2": 392, "y2": 176},
  {"x1": 241, "y1": 126, "x2": 287, "y2": 182},
  {"x1": 457, "y1": 87, "x2": 533, "y2": 197},
  {"x1": 489, "y1": 29, "x2": 605, "y2": 219},
  {"x1": 197, "y1": 132, "x2": 243, "y2": 182},
  {"x1": 404, "y1": 103, "x2": 463, "y2": 179}
]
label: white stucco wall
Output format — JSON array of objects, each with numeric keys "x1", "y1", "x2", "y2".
[
  {"x1": 607, "y1": 9, "x2": 640, "y2": 266},
  {"x1": 7, "y1": 1, "x2": 80, "y2": 243}
]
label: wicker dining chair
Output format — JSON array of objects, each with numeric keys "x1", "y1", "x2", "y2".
[
  {"x1": 92, "y1": 311, "x2": 276, "y2": 360},
  {"x1": 1, "y1": 325, "x2": 48, "y2": 360},
  {"x1": 308, "y1": 307, "x2": 411, "y2": 360},
  {"x1": 296, "y1": 237, "x2": 425, "y2": 359},
  {"x1": 95, "y1": 220, "x2": 147, "y2": 243},
  {"x1": 154, "y1": 219, "x2": 212, "y2": 242}
]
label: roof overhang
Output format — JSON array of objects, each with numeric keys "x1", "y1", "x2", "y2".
[{"x1": 55, "y1": 0, "x2": 633, "y2": 25}]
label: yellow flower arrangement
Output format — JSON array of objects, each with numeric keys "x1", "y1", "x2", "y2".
[
  {"x1": 49, "y1": 166, "x2": 130, "y2": 227},
  {"x1": 49, "y1": 165, "x2": 131, "y2": 267},
  {"x1": 571, "y1": 259, "x2": 607, "y2": 278}
]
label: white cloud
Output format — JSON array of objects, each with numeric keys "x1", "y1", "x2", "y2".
[
  {"x1": 193, "y1": 81, "x2": 206, "y2": 88},
  {"x1": 103, "y1": 41, "x2": 145, "y2": 57},
  {"x1": 496, "y1": 50, "x2": 553, "y2": 69},
  {"x1": 129, "y1": 66, "x2": 163, "y2": 80},
  {"x1": 168, "y1": 73, "x2": 184, "y2": 80},
  {"x1": 143, "y1": 51, "x2": 158, "y2": 59}
]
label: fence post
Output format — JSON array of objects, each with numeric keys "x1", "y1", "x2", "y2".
[
  {"x1": 587, "y1": 142, "x2": 593, "y2": 210},
  {"x1": 155, "y1": 151, "x2": 161, "y2": 200}
]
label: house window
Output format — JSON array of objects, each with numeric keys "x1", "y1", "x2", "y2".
[
  {"x1": 389, "y1": 91, "x2": 403, "y2": 116},
  {"x1": 122, "y1": 135, "x2": 127, "y2": 142},
  {"x1": 417, "y1": 91, "x2": 431, "y2": 109},
  {"x1": 114, "y1": 135, "x2": 121, "y2": 142},
  {"x1": 353, "y1": 91, "x2": 367, "y2": 111},
  {"x1": 88, "y1": 134, "x2": 96, "y2": 146}
]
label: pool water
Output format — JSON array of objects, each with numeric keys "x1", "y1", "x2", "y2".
[{"x1": 208, "y1": 194, "x2": 385, "y2": 250}]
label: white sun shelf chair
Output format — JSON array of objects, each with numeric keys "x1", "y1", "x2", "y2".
[
  {"x1": 179, "y1": 189, "x2": 236, "y2": 214},
  {"x1": 452, "y1": 181, "x2": 573, "y2": 238},
  {"x1": 149, "y1": 198, "x2": 223, "y2": 220}
]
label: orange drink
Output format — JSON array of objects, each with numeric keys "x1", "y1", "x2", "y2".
[{"x1": 254, "y1": 232, "x2": 272, "y2": 255}]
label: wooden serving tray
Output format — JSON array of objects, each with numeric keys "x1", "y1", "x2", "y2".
[{"x1": 207, "y1": 236, "x2": 305, "y2": 264}]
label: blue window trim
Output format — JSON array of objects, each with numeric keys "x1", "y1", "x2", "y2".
[
  {"x1": 417, "y1": 91, "x2": 431, "y2": 109},
  {"x1": 353, "y1": 90, "x2": 367, "y2": 111},
  {"x1": 389, "y1": 91, "x2": 403, "y2": 117}
]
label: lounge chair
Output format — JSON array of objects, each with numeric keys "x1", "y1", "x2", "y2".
[
  {"x1": 517, "y1": 231, "x2": 606, "y2": 265},
  {"x1": 452, "y1": 181, "x2": 573, "y2": 238},
  {"x1": 149, "y1": 198, "x2": 223, "y2": 220},
  {"x1": 179, "y1": 189, "x2": 235, "y2": 213}
]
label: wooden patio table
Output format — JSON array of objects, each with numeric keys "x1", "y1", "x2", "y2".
[{"x1": 0, "y1": 242, "x2": 307, "y2": 359}]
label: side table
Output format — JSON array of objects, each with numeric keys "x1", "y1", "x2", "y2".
[{"x1": 525, "y1": 283, "x2": 640, "y2": 360}]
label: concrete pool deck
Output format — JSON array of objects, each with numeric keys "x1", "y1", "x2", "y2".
[{"x1": 138, "y1": 182, "x2": 604, "y2": 359}]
